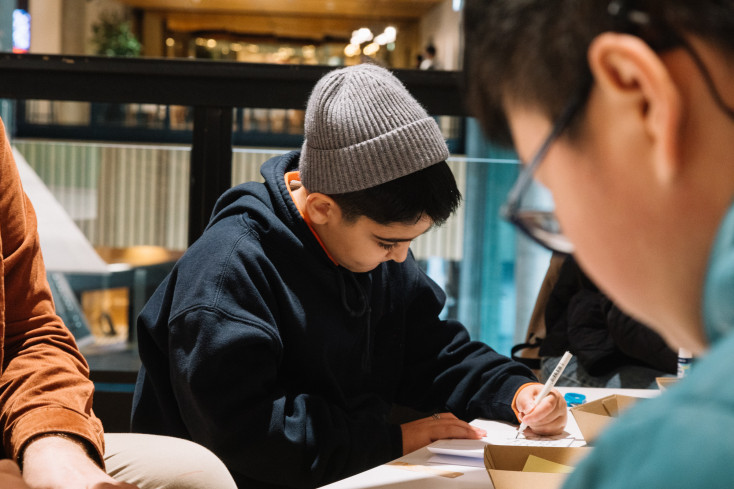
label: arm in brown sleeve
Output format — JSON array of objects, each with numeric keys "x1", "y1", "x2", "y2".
[{"x1": 0, "y1": 119, "x2": 105, "y2": 464}]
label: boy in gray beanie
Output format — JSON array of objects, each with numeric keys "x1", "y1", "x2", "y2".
[
  {"x1": 299, "y1": 63, "x2": 449, "y2": 194},
  {"x1": 132, "y1": 63, "x2": 566, "y2": 489}
]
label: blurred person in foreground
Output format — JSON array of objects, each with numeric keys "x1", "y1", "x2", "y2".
[
  {"x1": 0, "y1": 116, "x2": 236, "y2": 489},
  {"x1": 464, "y1": 0, "x2": 734, "y2": 487}
]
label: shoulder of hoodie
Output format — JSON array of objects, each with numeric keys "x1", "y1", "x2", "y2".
[
  {"x1": 164, "y1": 154, "x2": 299, "y2": 309},
  {"x1": 197, "y1": 151, "x2": 300, "y2": 247}
]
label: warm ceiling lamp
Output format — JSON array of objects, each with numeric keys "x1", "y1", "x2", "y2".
[
  {"x1": 362, "y1": 42, "x2": 380, "y2": 56},
  {"x1": 344, "y1": 43, "x2": 361, "y2": 57}
]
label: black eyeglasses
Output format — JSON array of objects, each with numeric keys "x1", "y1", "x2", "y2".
[
  {"x1": 499, "y1": 92, "x2": 586, "y2": 255},
  {"x1": 500, "y1": 0, "x2": 734, "y2": 254}
]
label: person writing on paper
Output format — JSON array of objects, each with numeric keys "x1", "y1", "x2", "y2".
[
  {"x1": 131, "y1": 64, "x2": 567, "y2": 489},
  {"x1": 0, "y1": 116, "x2": 237, "y2": 489},
  {"x1": 464, "y1": 0, "x2": 734, "y2": 487}
]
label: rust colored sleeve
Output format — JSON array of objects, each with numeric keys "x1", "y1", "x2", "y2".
[{"x1": 0, "y1": 119, "x2": 104, "y2": 464}]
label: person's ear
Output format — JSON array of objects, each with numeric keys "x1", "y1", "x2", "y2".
[
  {"x1": 588, "y1": 32, "x2": 683, "y2": 183},
  {"x1": 304, "y1": 193, "x2": 337, "y2": 225}
]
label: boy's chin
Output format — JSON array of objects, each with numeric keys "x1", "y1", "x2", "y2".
[{"x1": 343, "y1": 263, "x2": 379, "y2": 274}]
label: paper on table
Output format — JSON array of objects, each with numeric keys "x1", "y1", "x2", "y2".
[
  {"x1": 427, "y1": 453, "x2": 486, "y2": 468},
  {"x1": 426, "y1": 431, "x2": 576, "y2": 466},
  {"x1": 507, "y1": 432, "x2": 576, "y2": 447},
  {"x1": 426, "y1": 439, "x2": 487, "y2": 459},
  {"x1": 387, "y1": 461, "x2": 464, "y2": 478}
]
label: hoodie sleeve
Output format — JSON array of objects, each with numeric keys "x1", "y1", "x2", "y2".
[
  {"x1": 395, "y1": 264, "x2": 537, "y2": 423},
  {"x1": 163, "y1": 306, "x2": 401, "y2": 488}
]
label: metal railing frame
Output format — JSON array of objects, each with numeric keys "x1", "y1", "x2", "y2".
[{"x1": 0, "y1": 53, "x2": 466, "y2": 244}]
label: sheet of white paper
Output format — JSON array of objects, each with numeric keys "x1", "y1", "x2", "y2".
[
  {"x1": 426, "y1": 439, "x2": 487, "y2": 459},
  {"x1": 426, "y1": 432, "x2": 577, "y2": 460},
  {"x1": 426, "y1": 453, "x2": 486, "y2": 468},
  {"x1": 499, "y1": 435, "x2": 575, "y2": 447}
]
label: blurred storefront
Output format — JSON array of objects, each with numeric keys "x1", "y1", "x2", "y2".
[{"x1": 28, "y1": 0, "x2": 462, "y2": 70}]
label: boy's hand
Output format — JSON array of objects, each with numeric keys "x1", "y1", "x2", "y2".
[
  {"x1": 400, "y1": 412, "x2": 487, "y2": 455},
  {"x1": 514, "y1": 385, "x2": 567, "y2": 435}
]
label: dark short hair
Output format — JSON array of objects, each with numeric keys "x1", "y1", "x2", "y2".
[
  {"x1": 462, "y1": 0, "x2": 734, "y2": 147},
  {"x1": 329, "y1": 160, "x2": 461, "y2": 226}
]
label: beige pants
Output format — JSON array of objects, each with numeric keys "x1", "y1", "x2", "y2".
[{"x1": 104, "y1": 433, "x2": 237, "y2": 489}]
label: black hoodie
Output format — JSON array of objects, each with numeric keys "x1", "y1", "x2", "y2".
[{"x1": 132, "y1": 151, "x2": 536, "y2": 488}]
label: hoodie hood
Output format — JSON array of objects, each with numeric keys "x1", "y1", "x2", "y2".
[
  {"x1": 206, "y1": 150, "x2": 333, "y2": 268},
  {"x1": 207, "y1": 150, "x2": 375, "y2": 369}
]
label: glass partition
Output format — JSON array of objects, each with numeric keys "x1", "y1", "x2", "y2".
[
  {"x1": 15, "y1": 138, "x2": 550, "y2": 358},
  {"x1": 17, "y1": 100, "x2": 464, "y2": 153}
]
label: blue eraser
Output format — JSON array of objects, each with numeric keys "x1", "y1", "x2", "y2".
[{"x1": 564, "y1": 392, "x2": 586, "y2": 407}]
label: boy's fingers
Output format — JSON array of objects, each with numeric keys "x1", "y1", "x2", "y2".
[
  {"x1": 526, "y1": 414, "x2": 566, "y2": 435},
  {"x1": 518, "y1": 398, "x2": 545, "y2": 420},
  {"x1": 426, "y1": 414, "x2": 487, "y2": 439},
  {"x1": 522, "y1": 400, "x2": 567, "y2": 434},
  {"x1": 434, "y1": 412, "x2": 458, "y2": 420},
  {"x1": 526, "y1": 392, "x2": 562, "y2": 416},
  {"x1": 432, "y1": 422, "x2": 484, "y2": 440}
]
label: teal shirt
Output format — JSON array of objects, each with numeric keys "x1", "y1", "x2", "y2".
[{"x1": 562, "y1": 203, "x2": 734, "y2": 489}]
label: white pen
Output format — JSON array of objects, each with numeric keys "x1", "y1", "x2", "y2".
[{"x1": 517, "y1": 350, "x2": 573, "y2": 435}]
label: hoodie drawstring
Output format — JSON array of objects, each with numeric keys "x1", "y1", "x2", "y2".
[
  {"x1": 337, "y1": 269, "x2": 369, "y2": 317},
  {"x1": 336, "y1": 269, "x2": 373, "y2": 372}
]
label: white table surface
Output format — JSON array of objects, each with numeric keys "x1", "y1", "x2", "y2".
[{"x1": 319, "y1": 387, "x2": 659, "y2": 489}]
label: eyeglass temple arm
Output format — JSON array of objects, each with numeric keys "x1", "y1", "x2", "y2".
[{"x1": 502, "y1": 94, "x2": 586, "y2": 215}]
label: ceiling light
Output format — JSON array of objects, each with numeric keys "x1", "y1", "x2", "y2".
[
  {"x1": 363, "y1": 42, "x2": 380, "y2": 56},
  {"x1": 350, "y1": 27, "x2": 374, "y2": 45},
  {"x1": 344, "y1": 43, "x2": 361, "y2": 57}
]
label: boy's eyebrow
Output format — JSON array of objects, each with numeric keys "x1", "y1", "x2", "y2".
[
  {"x1": 373, "y1": 231, "x2": 430, "y2": 243},
  {"x1": 373, "y1": 235, "x2": 414, "y2": 243}
]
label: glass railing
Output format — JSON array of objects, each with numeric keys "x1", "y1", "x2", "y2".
[
  {"x1": 15, "y1": 139, "x2": 550, "y2": 357},
  {"x1": 17, "y1": 100, "x2": 465, "y2": 153}
]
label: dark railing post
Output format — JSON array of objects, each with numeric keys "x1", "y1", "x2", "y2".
[{"x1": 188, "y1": 106, "x2": 233, "y2": 245}]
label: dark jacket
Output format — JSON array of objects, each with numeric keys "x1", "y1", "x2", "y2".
[
  {"x1": 539, "y1": 255, "x2": 677, "y2": 376},
  {"x1": 132, "y1": 151, "x2": 536, "y2": 488}
]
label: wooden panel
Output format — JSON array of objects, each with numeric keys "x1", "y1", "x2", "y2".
[
  {"x1": 118, "y1": 0, "x2": 443, "y2": 20},
  {"x1": 166, "y1": 11, "x2": 414, "y2": 40}
]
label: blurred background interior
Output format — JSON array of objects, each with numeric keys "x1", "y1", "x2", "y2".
[{"x1": 0, "y1": 0, "x2": 552, "y2": 431}]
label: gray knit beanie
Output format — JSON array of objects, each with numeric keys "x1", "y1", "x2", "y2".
[{"x1": 299, "y1": 63, "x2": 449, "y2": 194}]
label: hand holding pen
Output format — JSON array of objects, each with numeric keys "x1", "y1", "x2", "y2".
[{"x1": 514, "y1": 351, "x2": 572, "y2": 436}]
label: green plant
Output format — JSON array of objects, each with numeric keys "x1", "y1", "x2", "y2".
[{"x1": 91, "y1": 12, "x2": 142, "y2": 57}]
